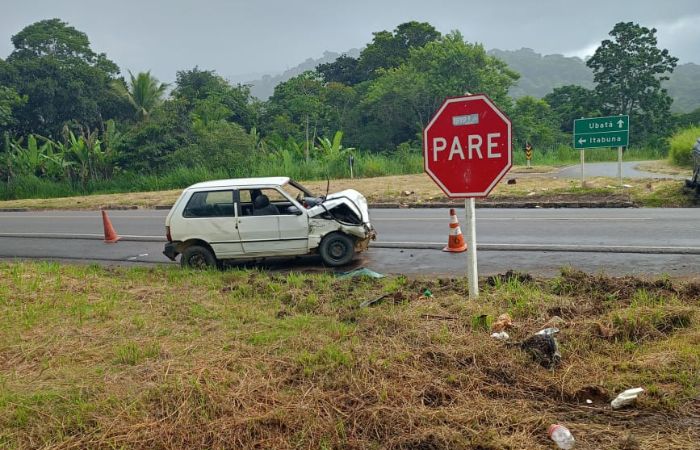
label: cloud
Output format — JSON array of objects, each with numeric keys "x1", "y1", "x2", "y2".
[
  {"x1": 564, "y1": 42, "x2": 599, "y2": 61},
  {"x1": 563, "y1": 16, "x2": 700, "y2": 64},
  {"x1": 654, "y1": 15, "x2": 700, "y2": 63}
]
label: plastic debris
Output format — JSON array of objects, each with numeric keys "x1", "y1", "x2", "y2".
[
  {"x1": 491, "y1": 331, "x2": 510, "y2": 341},
  {"x1": 360, "y1": 294, "x2": 389, "y2": 308},
  {"x1": 520, "y1": 333, "x2": 561, "y2": 369},
  {"x1": 423, "y1": 289, "x2": 433, "y2": 298},
  {"x1": 336, "y1": 267, "x2": 385, "y2": 279},
  {"x1": 548, "y1": 424, "x2": 575, "y2": 449},
  {"x1": 611, "y1": 387, "x2": 644, "y2": 410},
  {"x1": 536, "y1": 327, "x2": 560, "y2": 336},
  {"x1": 491, "y1": 313, "x2": 513, "y2": 332}
]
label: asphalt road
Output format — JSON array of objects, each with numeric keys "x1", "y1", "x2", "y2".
[
  {"x1": 554, "y1": 161, "x2": 686, "y2": 179},
  {"x1": 0, "y1": 208, "x2": 698, "y2": 277}
]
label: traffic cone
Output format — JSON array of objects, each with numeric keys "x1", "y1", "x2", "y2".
[
  {"x1": 101, "y1": 210, "x2": 120, "y2": 243},
  {"x1": 443, "y1": 208, "x2": 467, "y2": 253}
]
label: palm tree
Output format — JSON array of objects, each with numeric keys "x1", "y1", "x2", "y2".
[{"x1": 114, "y1": 70, "x2": 168, "y2": 121}]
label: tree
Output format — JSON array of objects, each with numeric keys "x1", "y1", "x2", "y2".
[
  {"x1": 264, "y1": 72, "x2": 325, "y2": 160},
  {"x1": 0, "y1": 19, "x2": 129, "y2": 136},
  {"x1": 317, "y1": 21, "x2": 441, "y2": 85},
  {"x1": 116, "y1": 99, "x2": 194, "y2": 172},
  {"x1": 360, "y1": 32, "x2": 518, "y2": 150},
  {"x1": 359, "y1": 21, "x2": 441, "y2": 79},
  {"x1": 586, "y1": 22, "x2": 678, "y2": 144},
  {"x1": 114, "y1": 71, "x2": 168, "y2": 121},
  {"x1": 317, "y1": 55, "x2": 363, "y2": 86},
  {"x1": 543, "y1": 85, "x2": 600, "y2": 132},
  {"x1": 0, "y1": 85, "x2": 26, "y2": 131},
  {"x1": 511, "y1": 96, "x2": 560, "y2": 148},
  {"x1": 173, "y1": 67, "x2": 255, "y2": 130}
]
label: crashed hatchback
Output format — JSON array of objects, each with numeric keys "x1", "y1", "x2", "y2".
[{"x1": 163, "y1": 177, "x2": 376, "y2": 268}]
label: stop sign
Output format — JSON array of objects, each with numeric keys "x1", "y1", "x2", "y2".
[{"x1": 423, "y1": 94, "x2": 512, "y2": 197}]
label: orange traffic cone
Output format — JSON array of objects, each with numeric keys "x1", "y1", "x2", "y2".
[
  {"x1": 101, "y1": 210, "x2": 120, "y2": 243},
  {"x1": 443, "y1": 208, "x2": 467, "y2": 253}
]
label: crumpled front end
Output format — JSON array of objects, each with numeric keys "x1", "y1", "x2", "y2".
[{"x1": 307, "y1": 189, "x2": 376, "y2": 251}]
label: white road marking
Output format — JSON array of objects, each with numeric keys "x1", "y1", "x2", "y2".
[
  {"x1": 372, "y1": 217, "x2": 653, "y2": 221},
  {"x1": 0, "y1": 232, "x2": 162, "y2": 239},
  {"x1": 377, "y1": 241, "x2": 700, "y2": 251},
  {"x1": 0, "y1": 215, "x2": 165, "y2": 219}
]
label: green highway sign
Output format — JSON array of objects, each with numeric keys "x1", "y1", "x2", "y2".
[{"x1": 573, "y1": 115, "x2": 629, "y2": 149}]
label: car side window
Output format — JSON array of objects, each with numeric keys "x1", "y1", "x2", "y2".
[
  {"x1": 183, "y1": 190, "x2": 235, "y2": 218},
  {"x1": 239, "y1": 188, "x2": 294, "y2": 216}
]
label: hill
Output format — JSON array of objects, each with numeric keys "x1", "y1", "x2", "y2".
[
  {"x1": 487, "y1": 48, "x2": 594, "y2": 98},
  {"x1": 244, "y1": 49, "x2": 360, "y2": 99},
  {"x1": 492, "y1": 48, "x2": 700, "y2": 113},
  {"x1": 244, "y1": 47, "x2": 700, "y2": 113}
]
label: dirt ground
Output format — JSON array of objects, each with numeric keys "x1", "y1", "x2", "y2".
[{"x1": 0, "y1": 164, "x2": 695, "y2": 210}]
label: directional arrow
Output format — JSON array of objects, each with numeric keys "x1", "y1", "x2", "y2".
[
  {"x1": 617, "y1": 119, "x2": 625, "y2": 128},
  {"x1": 578, "y1": 138, "x2": 586, "y2": 145}
]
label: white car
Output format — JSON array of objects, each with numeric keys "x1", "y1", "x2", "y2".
[{"x1": 163, "y1": 177, "x2": 376, "y2": 268}]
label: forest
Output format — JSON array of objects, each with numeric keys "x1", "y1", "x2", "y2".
[{"x1": 1, "y1": 19, "x2": 698, "y2": 200}]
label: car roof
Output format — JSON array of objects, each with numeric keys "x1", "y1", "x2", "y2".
[{"x1": 186, "y1": 177, "x2": 291, "y2": 190}]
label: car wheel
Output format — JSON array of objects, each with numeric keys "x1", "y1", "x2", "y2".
[
  {"x1": 319, "y1": 232, "x2": 355, "y2": 267},
  {"x1": 181, "y1": 245, "x2": 218, "y2": 269}
]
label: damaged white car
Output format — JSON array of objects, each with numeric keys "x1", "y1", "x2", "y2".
[{"x1": 163, "y1": 177, "x2": 376, "y2": 268}]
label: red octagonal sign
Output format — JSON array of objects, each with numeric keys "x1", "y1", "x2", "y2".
[{"x1": 423, "y1": 94, "x2": 512, "y2": 198}]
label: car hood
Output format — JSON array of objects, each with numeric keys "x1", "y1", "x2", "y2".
[{"x1": 310, "y1": 189, "x2": 371, "y2": 225}]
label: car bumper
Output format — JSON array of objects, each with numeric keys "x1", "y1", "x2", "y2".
[
  {"x1": 163, "y1": 242, "x2": 180, "y2": 261},
  {"x1": 354, "y1": 224, "x2": 376, "y2": 253}
]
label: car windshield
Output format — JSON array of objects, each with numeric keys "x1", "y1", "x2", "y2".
[{"x1": 282, "y1": 180, "x2": 314, "y2": 199}]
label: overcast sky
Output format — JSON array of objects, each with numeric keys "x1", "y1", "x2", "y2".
[{"x1": 2, "y1": 0, "x2": 699, "y2": 83}]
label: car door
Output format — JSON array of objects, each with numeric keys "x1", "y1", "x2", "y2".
[
  {"x1": 235, "y1": 188, "x2": 309, "y2": 255},
  {"x1": 181, "y1": 189, "x2": 243, "y2": 258}
]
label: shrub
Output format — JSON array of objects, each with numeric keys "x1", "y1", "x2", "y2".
[{"x1": 669, "y1": 126, "x2": 700, "y2": 167}]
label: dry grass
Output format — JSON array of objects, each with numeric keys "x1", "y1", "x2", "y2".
[
  {"x1": 1, "y1": 262, "x2": 699, "y2": 449},
  {"x1": 0, "y1": 167, "x2": 694, "y2": 210},
  {"x1": 634, "y1": 161, "x2": 692, "y2": 177}
]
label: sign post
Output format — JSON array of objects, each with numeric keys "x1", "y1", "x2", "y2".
[
  {"x1": 574, "y1": 115, "x2": 630, "y2": 187},
  {"x1": 423, "y1": 94, "x2": 512, "y2": 298},
  {"x1": 525, "y1": 143, "x2": 533, "y2": 169},
  {"x1": 617, "y1": 146, "x2": 623, "y2": 185}
]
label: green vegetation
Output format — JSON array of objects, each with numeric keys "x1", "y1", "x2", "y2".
[
  {"x1": 0, "y1": 19, "x2": 693, "y2": 201},
  {"x1": 587, "y1": 22, "x2": 678, "y2": 146},
  {"x1": 669, "y1": 125, "x2": 700, "y2": 167},
  {"x1": 0, "y1": 262, "x2": 699, "y2": 448}
]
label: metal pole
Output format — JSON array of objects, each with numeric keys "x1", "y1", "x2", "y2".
[
  {"x1": 617, "y1": 146, "x2": 623, "y2": 186},
  {"x1": 580, "y1": 149, "x2": 585, "y2": 187},
  {"x1": 465, "y1": 198, "x2": 478, "y2": 299}
]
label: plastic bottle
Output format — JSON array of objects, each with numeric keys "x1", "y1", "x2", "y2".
[
  {"x1": 548, "y1": 424, "x2": 575, "y2": 449},
  {"x1": 490, "y1": 331, "x2": 510, "y2": 341},
  {"x1": 611, "y1": 387, "x2": 644, "y2": 409}
]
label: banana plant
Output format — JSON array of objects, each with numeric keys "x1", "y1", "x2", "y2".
[
  {"x1": 40, "y1": 137, "x2": 72, "y2": 179},
  {"x1": 65, "y1": 129, "x2": 91, "y2": 186},
  {"x1": 315, "y1": 131, "x2": 355, "y2": 162}
]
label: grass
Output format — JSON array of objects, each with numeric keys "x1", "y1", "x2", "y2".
[
  {"x1": 668, "y1": 126, "x2": 700, "y2": 167},
  {"x1": 0, "y1": 262, "x2": 699, "y2": 448},
  {"x1": 0, "y1": 165, "x2": 695, "y2": 210},
  {"x1": 0, "y1": 144, "x2": 667, "y2": 202}
]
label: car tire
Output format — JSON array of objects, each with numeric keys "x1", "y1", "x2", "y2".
[
  {"x1": 180, "y1": 245, "x2": 218, "y2": 269},
  {"x1": 319, "y1": 232, "x2": 355, "y2": 267}
]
